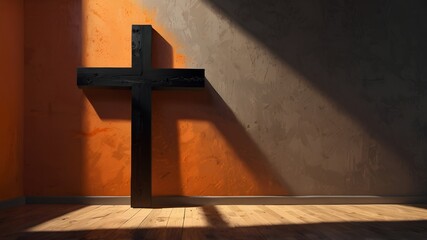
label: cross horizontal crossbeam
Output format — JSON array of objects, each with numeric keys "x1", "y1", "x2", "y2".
[{"x1": 78, "y1": 68, "x2": 205, "y2": 88}]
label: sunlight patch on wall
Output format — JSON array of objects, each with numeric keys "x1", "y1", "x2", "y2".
[
  {"x1": 79, "y1": 0, "x2": 191, "y2": 195},
  {"x1": 175, "y1": 119, "x2": 284, "y2": 196}
]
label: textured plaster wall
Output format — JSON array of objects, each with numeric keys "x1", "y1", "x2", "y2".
[
  {"x1": 0, "y1": 0, "x2": 24, "y2": 200},
  {"x1": 139, "y1": 0, "x2": 427, "y2": 195},
  {"x1": 23, "y1": 0, "x2": 427, "y2": 197}
]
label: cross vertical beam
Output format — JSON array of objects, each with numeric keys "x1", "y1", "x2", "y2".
[
  {"x1": 131, "y1": 25, "x2": 152, "y2": 208},
  {"x1": 131, "y1": 82, "x2": 152, "y2": 207},
  {"x1": 77, "y1": 25, "x2": 205, "y2": 208}
]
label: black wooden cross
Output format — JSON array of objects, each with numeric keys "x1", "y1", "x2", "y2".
[{"x1": 77, "y1": 25, "x2": 205, "y2": 208}]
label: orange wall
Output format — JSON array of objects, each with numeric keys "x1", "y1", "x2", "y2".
[
  {"x1": 0, "y1": 0, "x2": 24, "y2": 200},
  {"x1": 24, "y1": 0, "x2": 86, "y2": 196},
  {"x1": 24, "y1": 0, "x2": 287, "y2": 196}
]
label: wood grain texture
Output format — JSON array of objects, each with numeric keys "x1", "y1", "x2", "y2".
[{"x1": 1, "y1": 204, "x2": 427, "y2": 239}]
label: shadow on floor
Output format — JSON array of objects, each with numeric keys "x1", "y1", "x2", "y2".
[
  {"x1": 11, "y1": 220, "x2": 427, "y2": 240},
  {"x1": 0, "y1": 204, "x2": 84, "y2": 239}
]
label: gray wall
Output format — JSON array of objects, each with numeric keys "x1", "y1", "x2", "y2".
[{"x1": 141, "y1": 0, "x2": 427, "y2": 195}]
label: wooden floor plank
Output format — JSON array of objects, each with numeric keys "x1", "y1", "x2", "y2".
[
  {"x1": 135, "y1": 208, "x2": 173, "y2": 240},
  {"x1": 317, "y1": 205, "x2": 402, "y2": 239},
  {"x1": 182, "y1": 207, "x2": 208, "y2": 240},
  {"x1": 112, "y1": 208, "x2": 152, "y2": 240},
  {"x1": 82, "y1": 205, "x2": 132, "y2": 239},
  {"x1": 164, "y1": 207, "x2": 185, "y2": 240},
  {"x1": 271, "y1": 205, "x2": 336, "y2": 239},
  {"x1": 22, "y1": 205, "x2": 119, "y2": 240},
  {"x1": 120, "y1": 208, "x2": 151, "y2": 228},
  {"x1": 215, "y1": 205, "x2": 264, "y2": 240},
  {"x1": 25, "y1": 205, "x2": 101, "y2": 232}
]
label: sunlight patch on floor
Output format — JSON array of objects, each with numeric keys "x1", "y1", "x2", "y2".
[{"x1": 24, "y1": 204, "x2": 427, "y2": 233}]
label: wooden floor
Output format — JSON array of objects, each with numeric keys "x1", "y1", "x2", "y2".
[{"x1": 1, "y1": 204, "x2": 427, "y2": 239}]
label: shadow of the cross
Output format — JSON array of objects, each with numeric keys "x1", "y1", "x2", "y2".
[
  {"x1": 83, "y1": 28, "x2": 289, "y2": 197},
  {"x1": 152, "y1": 82, "x2": 288, "y2": 196}
]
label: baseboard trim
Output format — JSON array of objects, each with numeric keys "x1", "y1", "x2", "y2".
[
  {"x1": 24, "y1": 195, "x2": 427, "y2": 206},
  {"x1": 26, "y1": 196, "x2": 130, "y2": 205},
  {"x1": 0, "y1": 197, "x2": 26, "y2": 210},
  {"x1": 153, "y1": 195, "x2": 427, "y2": 206}
]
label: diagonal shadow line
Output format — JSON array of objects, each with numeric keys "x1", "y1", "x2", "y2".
[
  {"x1": 153, "y1": 81, "x2": 290, "y2": 195},
  {"x1": 202, "y1": 0, "x2": 427, "y2": 193},
  {"x1": 200, "y1": 205, "x2": 229, "y2": 227}
]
